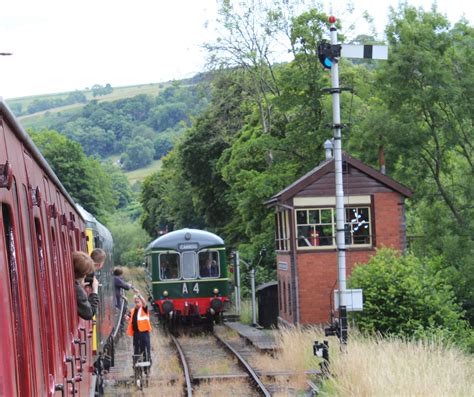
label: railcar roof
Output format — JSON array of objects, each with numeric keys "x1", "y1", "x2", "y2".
[
  {"x1": 76, "y1": 204, "x2": 113, "y2": 246},
  {"x1": 146, "y1": 228, "x2": 224, "y2": 251}
]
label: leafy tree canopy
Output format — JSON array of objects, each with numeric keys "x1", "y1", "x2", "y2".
[{"x1": 30, "y1": 129, "x2": 116, "y2": 220}]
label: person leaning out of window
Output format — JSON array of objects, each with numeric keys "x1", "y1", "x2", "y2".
[{"x1": 73, "y1": 251, "x2": 99, "y2": 320}]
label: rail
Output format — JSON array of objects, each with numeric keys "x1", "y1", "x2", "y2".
[
  {"x1": 170, "y1": 334, "x2": 193, "y2": 397},
  {"x1": 213, "y1": 332, "x2": 271, "y2": 397}
]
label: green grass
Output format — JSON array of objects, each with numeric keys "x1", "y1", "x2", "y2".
[
  {"x1": 124, "y1": 159, "x2": 163, "y2": 184},
  {"x1": 18, "y1": 107, "x2": 83, "y2": 130},
  {"x1": 239, "y1": 300, "x2": 258, "y2": 325}
]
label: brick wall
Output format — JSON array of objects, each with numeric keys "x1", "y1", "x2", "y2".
[
  {"x1": 374, "y1": 192, "x2": 405, "y2": 250},
  {"x1": 296, "y1": 250, "x2": 373, "y2": 324}
]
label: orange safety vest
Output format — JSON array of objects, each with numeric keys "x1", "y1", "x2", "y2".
[{"x1": 127, "y1": 306, "x2": 152, "y2": 336}]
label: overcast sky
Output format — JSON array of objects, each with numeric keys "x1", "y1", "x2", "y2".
[{"x1": 1, "y1": 0, "x2": 472, "y2": 99}]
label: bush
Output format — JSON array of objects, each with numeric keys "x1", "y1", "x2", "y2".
[{"x1": 349, "y1": 249, "x2": 472, "y2": 350}]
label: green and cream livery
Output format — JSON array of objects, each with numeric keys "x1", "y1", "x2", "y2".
[{"x1": 145, "y1": 228, "x2": 229, "y2": 326}]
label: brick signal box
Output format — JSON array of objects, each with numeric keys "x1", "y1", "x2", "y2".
[{"x1": 266, "y1": 152, "x2": 412, "y2": 325}]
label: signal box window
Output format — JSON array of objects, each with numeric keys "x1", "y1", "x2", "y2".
[
  {"x1": 199, "y1": 251, "x2": 219, "y2": 278},
  {"x1": 159, "y1": 253, "x2": 179, "y2": 280},
  {"x1": 275, "y1": 210, "x2": 290, "y2": 251},
  {"x1": 296, "y1": 208, "x2": 334, "y2": 247},
  {"x1": 296, "y1": 206, "x2": 372, "y2": 248},
  {"x1": 345, "y1": 207, "x2": 372, "y2": 246}
]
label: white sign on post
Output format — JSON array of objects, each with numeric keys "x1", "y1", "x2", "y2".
[{"x1": 334, "y1": 289, "x2": 363, "y2": 312}]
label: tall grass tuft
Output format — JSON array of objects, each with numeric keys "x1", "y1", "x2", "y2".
[
  {"x1": 239, "y1": 299, "x2": 255, "y2": 325},
  {"x1": 325, "y1": 332, "x2": 474, "y2": 397},
  {"x1": 255, "y1": 326, "x2": 473, "y2": 396},
  {"x1": 273, "y1": 325, "x2": 327, "y2": 372}
]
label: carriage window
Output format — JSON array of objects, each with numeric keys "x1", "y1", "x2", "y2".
[
  {"x1": 159, "y1": 253, "x2": 179, "y2": 280},
  {"x1": 182, "y1": 252, "x2": 196, "y2": 279},
  {"x1": 199, "y1": 251, "x2": 219, "y2": 278}
]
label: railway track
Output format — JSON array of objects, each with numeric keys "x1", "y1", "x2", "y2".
[
  {"x1": 105, "y1": 269, "x2": 319, "y2": 396},
  {"x1": 170, "y1": 329, "x2": 271, "y2": 396}
]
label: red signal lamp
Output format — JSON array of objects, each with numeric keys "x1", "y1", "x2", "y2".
[{"x1": 329, "y1": 16, "x2": 337, "y2": 24}]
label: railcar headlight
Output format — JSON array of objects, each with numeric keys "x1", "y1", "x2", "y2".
[
  {"x1": 213, "y1": 288, "x2": 219, "y2": 295},
  {"x1": 163, "y1": 290, "x2": 169, "y2": 297}
]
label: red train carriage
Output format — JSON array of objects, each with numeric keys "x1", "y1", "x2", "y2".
[{"x1": 0, "y1": 99, "x2": 116, "y2": 396}]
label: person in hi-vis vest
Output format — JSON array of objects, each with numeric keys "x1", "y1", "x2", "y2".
[{"x1": 128, "y1": 292, "x2": 152, "y2": 365}]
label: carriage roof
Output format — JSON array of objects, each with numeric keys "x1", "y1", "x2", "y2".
[
  {"x1": 76, "y1": 204, "x2": 113, "y2": 248},
  {"x1": 146, "y1": 228, "x2": 224, "y2": 251}
]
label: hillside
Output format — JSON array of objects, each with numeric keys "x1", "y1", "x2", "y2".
[{"x1": 6, "y1": 75, "x2": 210, "y2": 183}]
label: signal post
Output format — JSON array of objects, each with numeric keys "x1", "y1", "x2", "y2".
[{"x1": 317, "y1": 16, "x2": 388, "y2": 345}]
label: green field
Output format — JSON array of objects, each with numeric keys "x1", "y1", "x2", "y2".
[
  {"x1": 103, "y1": 155, "x2": 162, "y2": 184},
  {"x1": 124, "y1": 159, "x2": 162, "y2": 184}
]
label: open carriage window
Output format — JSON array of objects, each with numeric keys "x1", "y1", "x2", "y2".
[
  {"x1": 199, "y1": 250, "x2": 219, "y2": 278},
  {"x1": 159, "y1": 253, "x2": 180, "y2": 280}
]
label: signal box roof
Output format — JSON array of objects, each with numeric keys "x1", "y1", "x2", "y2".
[
  {"x1": 265, "y1": 152, "x2": 412, "y2": 207},
  {"x1": 146, "y1": 228, "x2": 224, "y2": 251}
]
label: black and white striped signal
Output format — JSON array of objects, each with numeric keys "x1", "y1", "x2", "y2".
[{"x1": 317, "y1": 42, "x2": 388, "y2": 69}]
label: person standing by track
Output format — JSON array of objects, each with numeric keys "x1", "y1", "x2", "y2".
[
  {"x1": 114, "y1": 267, "x2": 136, "y2": 309},
  {"x1": 127, "y1": 292, "x2": 152, "y2": 367}
]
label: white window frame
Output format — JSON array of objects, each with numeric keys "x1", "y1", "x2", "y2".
[
  {"x1": 295, "y1": 206, "x2": 372, "y2": 250},
  {"x1": 275, "y1": 210, "x2": 290, "y2": 251}
]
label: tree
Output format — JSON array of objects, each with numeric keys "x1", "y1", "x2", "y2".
[
  {"x1": 30, "y1": 129, "x2": 116, "y2": 219},
  {"x1": 101, "y1": 162, "x2": 135, "y2": 209},
  {"x1": 121, "y1": 136, "x2": 154, "y2": 170},
  {"x1": 148, "y1": 103, "x2": 189, "y2": 132},
  {"x1": 140, "y1": 151, "x2": 204, "y2": 236},
  {"x1": 153, "y1": 135, "x2": 173, "y2": 159},
  {"x1": 107, "y1": 212, "x2": 150, "y2": 266},
  {"x1": 368, "y1": 5, "x2": 474, "y2": 323},
  {"x1": 91, "y1": 84, "x2": 113, "y2": 97}
]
